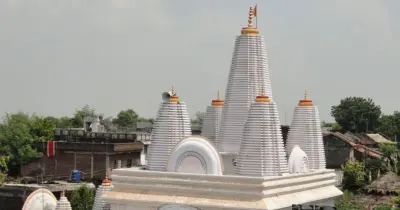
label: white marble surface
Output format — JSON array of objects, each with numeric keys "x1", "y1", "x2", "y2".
[
  {"x1": 236, "y1": 101, "x2": 288, "y2": 177},
  {"x1": 218, "y1": 34, "x2": 273, "y2": 154},
  {"x1": 147, "y1": 100, "x2": 192, "y2": 171},
  {"x1": 286, "y1": 105, "x2": 326, "y2": 170},
  {"x1": 201, "y1": 105, "x2": 223, "y2": 147}
]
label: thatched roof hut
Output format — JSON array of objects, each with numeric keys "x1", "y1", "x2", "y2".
[{"x1": 365, "y1": 171, "x2": 400, "y2": 194}]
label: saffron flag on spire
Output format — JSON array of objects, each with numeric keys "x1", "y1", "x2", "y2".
[{"x1": 253, "y1": 5, "x2": 257, "y2": 17}]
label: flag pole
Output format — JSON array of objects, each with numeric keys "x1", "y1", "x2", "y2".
[{"x1": 255, "y1": 4, "x2": 258, "y2": 28}]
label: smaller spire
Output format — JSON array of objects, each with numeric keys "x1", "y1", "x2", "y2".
[
  {"x1": 171, "y1": 86, "x2": 175, "y2": 96},
  {"x1": 217, "y1": 90, "x2": 220, "y2": 100}
]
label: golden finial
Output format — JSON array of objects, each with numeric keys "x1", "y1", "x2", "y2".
[
  {"x1": 261, "y1": 83, "x2": 265, "y2": 96},
  {"x1": 61, "y1": 190, "x2": 65, "y2": 197},
  {"x1": 169, "y1": 86, "x2": 179, "y2": 103},
  {"x1": 298, "y1": 88, "x2": 313, "y2": 106},
  {"x1": 304, "y1": 89, "x2": 307, "y2": 100},
  {"x1": 256, "y1": 83, "x2": 270, "y2": 103},
  {"x1": 241, "y1": 6, "x2": 259, "y2": 35},
  {"x1": 211, "y1": 89, "x2": 224, "y2": 107},
  {"x1": 248, "y1": 5, "x2": 253, "y2": 28}
]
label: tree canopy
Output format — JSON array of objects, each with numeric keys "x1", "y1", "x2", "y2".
[{"x1": 331, "y1": 97, "x2": 381, "y2": 133}]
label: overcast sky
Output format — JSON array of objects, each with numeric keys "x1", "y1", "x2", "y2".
[{"x1": 0, "y1": 0, "x2": 399, "y2": 124}]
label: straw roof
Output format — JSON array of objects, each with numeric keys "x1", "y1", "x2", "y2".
[{"x1": 365, "y1": 171, "x2": 400, "y2": 194}]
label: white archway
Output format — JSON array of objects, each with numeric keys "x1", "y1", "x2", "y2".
[{"x1": 167, "y1": 136, "x2": 223, "y2": 175}]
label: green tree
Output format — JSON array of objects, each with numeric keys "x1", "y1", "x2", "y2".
[
  {"x1": 376, "y1": 114, "x2": 398, "y2": 140},
  {"x1": 191, "y1": 112, "x2": 205, "y2": 126},
  {"x1": 29, "y1": 116, "x2": 56, "y2": 142},
  {"x1": 112, "y1": 109, "x2": 139, "y2": 128},
  {"x1": 331, "y1": 97, "x2": 381, "y2": 133},
  {"x1": 0, "y1": 112, "x2": 41, "y2": 175},
  {"x1": 70, "y1": 184, "x2": 95, "y2": 210},
  {"x1": 341, "y1": 160, "x2": 366, "y2": 190}
]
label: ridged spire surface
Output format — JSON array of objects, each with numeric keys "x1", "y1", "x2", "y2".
[
  {"x1": 93, "y1": 178, "x2": 114, "y2": 210},
  {"x1": 201, "y1": 91, "x2": 224, "y2": 147},
  {"x1": 285, "y1": 93, "x2": 326, "y2": 170},
  {"x1": 55, "y1": 191, "x2": 72, "y2": 210},
  {"x1": 147, "y1": 92, "x2": 192, "y2": 171},
  {"x1": 235, "y1": 98, "x2": 288, "y2": 177},
  {"x1": 217, "y1": 19, "x2": 273, "y2": 154}
]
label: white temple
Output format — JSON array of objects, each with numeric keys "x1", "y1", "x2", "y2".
[
  {"x1": 201, "y1": 91, "x2": 224, "y2": 147},
  {"x1": 101, "y1": 6, "x2": 342, "y2": 209},
  {"x1": 285, "y1": 91, "x2": 326, "y2": 170}
]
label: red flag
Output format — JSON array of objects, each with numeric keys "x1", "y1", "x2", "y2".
[
  {"x1": 47, "y1": 140, "x2": 55, "y2": 157},
  {"x1": 253, "y1": 5, "x2": 257, "y2": 17}
]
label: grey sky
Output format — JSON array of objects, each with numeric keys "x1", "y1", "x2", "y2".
[{"x1": 0, "y1": 0, "x2": 399, "y2": 124}]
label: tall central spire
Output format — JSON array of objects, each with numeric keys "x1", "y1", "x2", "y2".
[{"x1": 218, "y1": 6, "x2": 273, "y2": 154}]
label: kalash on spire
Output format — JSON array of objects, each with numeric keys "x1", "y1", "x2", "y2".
[{"x1": 218, "y1": 5, "x2": 274, "y2": 156}]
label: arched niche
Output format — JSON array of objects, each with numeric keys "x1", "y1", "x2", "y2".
[
  {"x1": 167, "y1": 136, "x2": 223, "y2": 175},
  {"x1": 288, "y1": 145, "x2": 309, "y2": 174}
]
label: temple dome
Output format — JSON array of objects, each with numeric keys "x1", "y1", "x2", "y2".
[
  {"x1": 285, "y1": 91, "x2": 326, "y2": 170},
  {"x1": 288, "y1": 145, "x2": 309, "y2": 174},
  {"x1": 22, "y1": 188, "x2": 57, "y2": 210},
  {"x1": 167, "y1": 136, "x2": 223, "y2": 175},
  {"x1": 147, "y1": 87, "x2": 192, "y2": 171},
  {"x1": 201, "y1": 91, "x2": 224, "y2": 147},
  {"x1": 235, "y1": 94, "x2": 288, "y2": 177}
]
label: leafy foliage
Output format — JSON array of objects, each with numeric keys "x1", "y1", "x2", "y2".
[
  {"x1": 191, "y1": 112, "x2": 205, "y2": 126},
  {"x1": 331, "y1": 97, "x2": 381, "y2": 133},
  {"x1": 335, "y1": 190, "x2": 364, "y2": 210},
  {"x1": 70, "y1": 184, "x2": 95, "y2": 210},
  {"x1": 112, "y1": 109, "x2": 139, "y2": 128},
  {"x1": 374, "y1": 204, "x2": 394, "y2": 210},
  {"x1": 341, "y1": 160, "x2": 366, "y2": 190}
]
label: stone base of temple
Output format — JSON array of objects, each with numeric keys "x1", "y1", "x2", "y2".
[{"x1": 103, "y1": 168, "x2": 342, "y2": 210}]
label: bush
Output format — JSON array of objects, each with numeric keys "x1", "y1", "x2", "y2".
[
  {"x1": 374, "y1": 204, "x2": 393, "y2": 210},
  {"x1": 70, "y1": 184, "x2": 95, "y2": 210},
  {"x1": 341, "y1": 160, "x2": 366, "y2": 190}
]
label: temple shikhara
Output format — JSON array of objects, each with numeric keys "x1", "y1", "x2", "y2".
[{"x1": 101, "y1": 6, "x2": 342, "y2": 210}]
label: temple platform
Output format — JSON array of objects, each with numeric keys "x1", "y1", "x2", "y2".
[{"x1": 103, "y1": 168, "x2": 342, "y2": 210}]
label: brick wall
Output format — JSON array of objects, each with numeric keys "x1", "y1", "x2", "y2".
[{"x1": 21, "y1": 150, "x2": 140, "y2": 181}]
